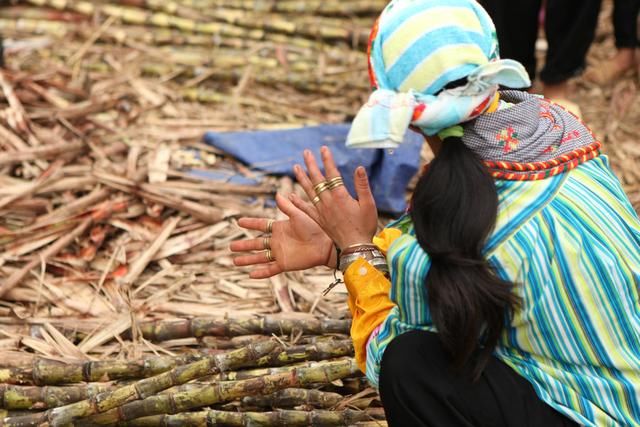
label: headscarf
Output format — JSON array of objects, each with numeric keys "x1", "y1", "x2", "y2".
[{"x1": 346, "y1": 0, "x2": 531, "y2": 149}]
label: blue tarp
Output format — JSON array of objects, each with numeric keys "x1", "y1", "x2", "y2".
[{"x1": 203, "y1": 124, "x2": 424, "y2": 214}]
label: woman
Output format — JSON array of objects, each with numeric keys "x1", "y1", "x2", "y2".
[{"x1": 231, "y1": 1, "x2": 640, "y2": 425}]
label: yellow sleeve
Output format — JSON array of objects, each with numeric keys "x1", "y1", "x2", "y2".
[
  {"x1": 372, "y1": 227, "x2": 403, "y2": 255},
  {"x1": 342, "y1": 227, "x2": 402, "y2": 373}
]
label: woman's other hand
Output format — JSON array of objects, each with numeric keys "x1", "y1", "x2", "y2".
[
  {"x1": 291, "y1": 146, "x2": 378, "y2": 250},
  {"x1": 230, "y1": 193, "x2": 336, "y2": 279}
]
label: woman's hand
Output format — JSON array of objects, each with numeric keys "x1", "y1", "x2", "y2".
[
  {"x1": 230, "y1": 193, "x2": 336, "y2": 279},
  {"x1": 290, "y1": 146, "x2": 378, "y2": 250}
]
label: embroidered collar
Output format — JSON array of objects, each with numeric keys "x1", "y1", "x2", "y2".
[{"x1": 462, "y1": 90, "x2": 601, "y2": 181}]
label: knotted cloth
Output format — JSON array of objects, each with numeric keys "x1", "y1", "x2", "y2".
[{"x1": 346, "y1": 0, "x2": 531, "y2": 149}]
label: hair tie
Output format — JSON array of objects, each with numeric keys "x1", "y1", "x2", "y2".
[{"x1": 437, "y1": 126, "x2": 465, "y2": 141}]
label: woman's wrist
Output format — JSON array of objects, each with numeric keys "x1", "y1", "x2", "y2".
[
  {"x1": 325, "y1": 244, "x2": 338, "y2": 269},
  {"x1": 338, "y1": 247, "x2": 388, "y2": 275},
  {"x1": 338, "y1": 236, "x2": 375, "y2": 251}
]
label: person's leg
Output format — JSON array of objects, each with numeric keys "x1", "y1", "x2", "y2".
[
  {"x1": 611, "y1": 0, "x2": 639, "y2": 74},
  {"x1": 479, "y1": 0, "x2": 542, "y2": 83},
  {"x1": 585, "y1": 0, "x2": 639, "y2": 84},
  {"x1": 542, "y1": 0, "x2": 603, "y2": 97},
  {"x1": 614, "y1": 0, "x2": 640, "y2": 49},
  {"x1": 378, "y1": 330, "x2": 578, "y2": 427}
]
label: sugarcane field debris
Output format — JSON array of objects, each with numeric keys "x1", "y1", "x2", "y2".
[{"x1": 0, "y1": 0, "x2": 639, "y2": 426}]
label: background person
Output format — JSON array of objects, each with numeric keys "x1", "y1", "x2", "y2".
[
  {"x1": 480, "y1": 0, "x2": 602, "y2": 114},
  {"x1": 585, "y1": 0, "x2": 640, "y2": 84}
]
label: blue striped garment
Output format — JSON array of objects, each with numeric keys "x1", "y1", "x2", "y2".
[{"x1": 366, "y1": 156, "x2": 640, "y2": 426}]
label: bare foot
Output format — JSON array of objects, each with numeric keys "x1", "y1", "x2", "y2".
[{"x1": 584, "y1": 47, "x2": 636, "y2": 84}]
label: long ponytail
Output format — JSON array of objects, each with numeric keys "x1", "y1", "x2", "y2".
[{"x1": 410, "y1": 136, "x2": 517, "y2": 380}]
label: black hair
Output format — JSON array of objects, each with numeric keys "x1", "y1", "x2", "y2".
[{"x1": 410, "y1": 135, "x2": 517, "y2": 380}]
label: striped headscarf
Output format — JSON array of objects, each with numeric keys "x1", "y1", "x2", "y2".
[{"x1": 346, "y1": 0, "x2": 531, "y2": 149}]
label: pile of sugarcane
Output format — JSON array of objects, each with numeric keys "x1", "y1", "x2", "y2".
[
  {"x1": 1, "y1": 316, "x2": 386, "y2": 426},
  {"x1": 0, "y1": 1, "x2": 387, "y2": 423},
  {"x1": 0, "y1": 0, "x2": 384, "y2": 112}
]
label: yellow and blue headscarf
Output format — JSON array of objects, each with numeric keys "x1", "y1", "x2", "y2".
[{"x1": 346, "y1": 0, "x2": 531, "y2": 149}]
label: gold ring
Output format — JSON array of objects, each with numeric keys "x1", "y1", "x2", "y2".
[
  {"x1": 266, "y1": 219, "x2": 274, "y2": 233},
  {"x1": 314, "y1": 182, "x2": 330, "y2": 196},
  {"x1": 265, "y1": 249, "x2": 275, "y2": 262},
  {"x1": 312, "y1": 195, "x2": 321, "y2": 205},
  {"x1": 263, "y1": 236, "x2": 271, "y2": 249},
  {"x1": 327, "y1": 177, "x2": 344, "y2": 190}
]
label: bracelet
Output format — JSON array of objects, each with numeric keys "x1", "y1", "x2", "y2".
[
  {"x1": 341, "y1": 245, "x2": 378, "y2": 257},
  {"x1": 344, "y1": 242, "x2": 375, "y2": 250},
  {"x1": 340, "y1": 255, "x2": 389, "y2": 275},
  {"x1": 339, "y1": 248, "x2": 388, "y2": 274}
]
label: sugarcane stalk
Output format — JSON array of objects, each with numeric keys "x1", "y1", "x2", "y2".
[
  {"x1": 0, "y1": 384, "x2": 110, "y2": 410},
  {"x1": 0, "y1": 368, "x2": 35, "y2": 387},
  {"x1": 100, "y1": 24, "x2": 333, "y2": 51},
  {"x1": 0, "y1": 409, "x2": 44, "y2": 420},
  {"x1": 76, "y1": 358, "x2": 360, "y2": 425},
  {"x1": 0, "y1": 353, "x2": 205, "y2": 386},
  {"x1": 136, "y1": 316, "x2": 351, "y2": 342},
  {"x1": 112, "y1": 0, "x2": 363, "y2": 42},
  {"x1": 115, "y1": 408, "x2": 384, "y2": 427},
  {"x1": 25, "y1": 0, "x2": 264, "y2": 40},
  {"x1": 5, "y1": 340, "x2": 280, "y2": 426},
  {"x1": 178, "y1": 0, "x2": 388, "y2": 16},
  {"x1": 0, "y1": 357, "x2": 360, "y2": 421},
  {"x1": 0, "y1": 18, "x2": 68, "y2": 37},
  {"x1": 0, "y1": 339, "x2": 352, "y2": 386},
  {"x1": 213, "y1": 361, "x2": 324, "y2": 382},
  {"x1": 0, "y1": 6, "x2": 88, "y2": 22},
  {"x1": 253, "y1": 340, "x2": 354, "y2": 368},
  {"x1": 240, "y1": 388, "x2": 343, "y2": 410}
]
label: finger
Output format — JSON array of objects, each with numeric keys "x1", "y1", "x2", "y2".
[
  {"x1": 303, "y1": 150, "x2": 333, "y2": 203},
  {"x1": 233, "y1": 252, "x2": 272, "y2": 267},
  {"x1": 320, "y1": 146, "x2": 340, "y2": 178},
  {"x1": 289, "y1": 193, "x2": 321, "y2": 223},
  {"x1": 354, "y1": 166, "x2": 376, "y2": 208},
  {"x1": 293, "y1": 163, "x2": 316, "y2": 202},
  {"x1": 275, "y1": 192, "x2": 301, "y2": 218},
  {"x1": 237, "y1": 217, "x2": 275, "y2": 233},
  {"x1": 249, "y1": 263, "x2": 283, "y2": 279},
  {"x1": 320, "y1": 146, "x2": 350, "y2": 199},
  {"x1": 229, "y1": 237, "x2": 267, "y2": 253}
]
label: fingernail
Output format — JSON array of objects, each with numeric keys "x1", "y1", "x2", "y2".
[
  {"x1": 358, "y1": 167, "x2": 366, "y2": 177},
  {"x1": 304, "y1": 150, "x2": 310, "y2": 157},
  {"x1": 321, "y1": 146, "x2": 328, "y2": 154}
]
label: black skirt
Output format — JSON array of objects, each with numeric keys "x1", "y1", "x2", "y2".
[{"x1": 378, "y1": 330, "x2": 579, "y2": 427}]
